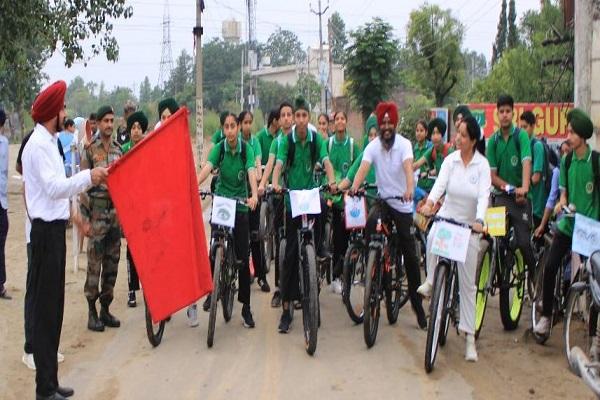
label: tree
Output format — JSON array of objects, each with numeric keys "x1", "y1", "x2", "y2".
[
  {"x1": 398, "y1": 94, "x2": 434, "y2": 143},
  {"x1": 457, "y1": 50, "x2": 488, "y2": 99},
  {"x1": 257, "y1": 80, "x2": 292, "y2": 115},
  {"x1": 345, "y1": 18, "x2": 401, "y2": 119},
  {"x1": 139, "y1": 77, "x2": 153, "y2": 104},
  {"x1": 295, "y1": 73, "x2": 322, "y2": 110},
  {"x1": 405, "y1": 5, "x2": 465, "y2": 106},
  {"x1": 165, "y1": 50, "x2": 195, "y2": 107},
  {"x1": 265, "y1": 29, "x2": 306, "y2": 67},
  {"x1": 329, "y1": 12, "x2": 348, "y2": 64},
  {"x1": 507, "y1": 0, "x2": 519, "y2": 49},
  {"x1": 492, "y1": 0, "x2": 508, "y2": 65},
  {"x1": 203, "y1": 39, "x2": 244, "y2": 110}
]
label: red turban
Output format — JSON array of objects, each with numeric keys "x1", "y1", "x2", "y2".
[
  {"x1": 31, "y1": 80, "x2": 67, "y2": 123},
  {"x1": 375, "y1": 101, "x2": 399, "y2": 127}
]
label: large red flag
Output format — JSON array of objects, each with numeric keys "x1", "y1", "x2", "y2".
[{"x1": 107, "y1": 108, "x2": 211, "y2": 322}]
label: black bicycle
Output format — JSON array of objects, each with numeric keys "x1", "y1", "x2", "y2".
[
  {"x1": 259, "y1": 181, "x2": 278, "y2": 274},
  {"x1": 145, "y1": 297, "x2": 166, "y2": 347},
  {"x1": 362, "y1": 192, "x2": 410, "y2": 348},
  {"x1": 201, "y1": 191, "x2": 248, "y2": 348}
]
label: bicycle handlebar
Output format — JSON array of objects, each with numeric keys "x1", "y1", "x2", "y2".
[{"x1": 199, "y1": 190, "x2": 248, "y2": 205}]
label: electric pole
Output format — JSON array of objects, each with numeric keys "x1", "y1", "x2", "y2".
[
  {"x1": 310, "y1": 0, "x2": 329, "y2": 114},
  {"x1": 194, "y1": 0, "x2": 205, "y2": 164},
  {"x1": 574, "y1": 0, "x2": 592, "y2": 114}
]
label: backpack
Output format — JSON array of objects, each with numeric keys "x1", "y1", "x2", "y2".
[
  {"x1": 530, "y1": 137, "x2": 553, "y2": 194},
  {"x1": 217, "y1": 138, "x2": 247, "y2": 167},
  {"x1": 286, "y1": 130, "x2": 317, "y2": 170},
  {"x1": 328, "y1": 136, "x2": 355, "y2": 163},
  {"x1": 564, "y1": 150, "x2": 600, "y2": 202},
  {"x1": 431, "y1": 143, "x2": 452, "y2": 162}
]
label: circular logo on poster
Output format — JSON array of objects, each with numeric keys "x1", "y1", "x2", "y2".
[
  {"x1": 350, "y1": 207, "x2": 361, "y2": 218},
  {"x1": 511, "y1": 156, "x2": 518, "y2": 166},
  {"x1": 217, "y1": 207, "x2": 231, "y2": 221},
  {"x1": 586, "y1": 181, "x2": 594, "y2": 194}
]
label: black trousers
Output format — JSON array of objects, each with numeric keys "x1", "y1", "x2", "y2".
[
  {"x1": 211, "y1": 212, "x2": 251, "y2": 305},
  {"x1": 272, "y1": 196, "x2": 284, "y2": 288},
  {"x1": 332, "y1": 207, "x2": 349, "y2": 279},
  {"x1": 542, "y1": 230, "x2": 572, "y2": 317},
  {"x1": 0, "y1": 207, "x2": 8, "y2": 285},
  {"x1": 30, "y1": 219, "x2": 67, "y2": 397},
  {"x1": 24, "y1": 243, "x2": 34, "y2": 354},
  {"x1": 126, "y1": 246, "x2": 140, "y2": 292},
  {"x1": 493, "y1": 194, "x2": 537, "y2": 276},
  {"x1": 248, "y1": 206, "x2": 266, "y2": 280},
  {"x1": 365, "y1": 202, "x2": 424, "y2": 316}
]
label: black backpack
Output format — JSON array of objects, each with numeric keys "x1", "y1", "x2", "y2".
[
  {"x1": 286, "y1": 130, "x2": 317, "y2": 170},
  {"x1": 564, "y1": 150, "x2": 600, "y2": 202}
]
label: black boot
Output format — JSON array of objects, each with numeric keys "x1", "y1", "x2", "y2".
[
  {"x1": 87, "y1": 300, "x2": 105, "y2": 332},
  {"x1": 100, "y1": 304, "x2": 121, "y2": 328}
]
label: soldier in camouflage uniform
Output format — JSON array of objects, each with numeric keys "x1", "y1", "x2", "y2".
[{"x1": 80, "y1": 105, "x2": 123, "y2": 332}]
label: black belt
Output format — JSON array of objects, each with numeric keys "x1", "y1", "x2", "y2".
[{"x1": 32, "y1": 218, "x2": 68, "y2": 226}]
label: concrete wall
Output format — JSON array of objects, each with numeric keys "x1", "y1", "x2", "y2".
[{"x1": 591, "y1": 17, "x2": 600, "y2": 150}]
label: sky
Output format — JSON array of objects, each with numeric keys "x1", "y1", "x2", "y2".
[{"x1": 42, "y1": 0, "x2": 542, "y2": 93}]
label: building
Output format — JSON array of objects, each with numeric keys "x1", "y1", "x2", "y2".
[{"x1": 222, "y1": 19, "x2": 241, "y2": 44}]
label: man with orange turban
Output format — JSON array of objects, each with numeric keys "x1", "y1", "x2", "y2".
[{"x1": 22, "y1": 80, "x2": 108, "y2": 400}]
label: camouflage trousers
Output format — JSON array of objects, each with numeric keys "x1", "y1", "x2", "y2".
[{"x1": 84, "y1": 204, "x2": 121, "y2": 306}]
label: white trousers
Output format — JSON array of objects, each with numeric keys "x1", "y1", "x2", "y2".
[{"x1": 425, "y1": 228, "x2": 481, "y2": 335}]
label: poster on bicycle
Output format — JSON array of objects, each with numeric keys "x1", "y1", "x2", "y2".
[
  {"x1": 430, "y1": 221, "x2": 470, "y2": 263},
  {"x1": 572, "y1": 213, "x2": 600, "y2": 257},
  {"x1": 289, "y1": 188, "x2": 322, "y2": 218},
  {"x1": 211, "y1": 196, "x2": 237, "y2": 228},
  {"x1": 344, "y1": 194, "x2": 367, "y2": 229}
]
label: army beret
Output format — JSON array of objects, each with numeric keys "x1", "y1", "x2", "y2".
[{"x1": 96, "y1": 105, "x2": 114, "y2": 121}]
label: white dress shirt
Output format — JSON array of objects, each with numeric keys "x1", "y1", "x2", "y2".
[
  {"x1": 22, "y1": 124, "x2": 92, "y2": 221},
  {"x1": 428, "y1": 150, "x2": 491, "y2": 224},
  {"x1": 0, "y1": 134, "x2": 8, "y2": 209},
  {"x1": 362, "y1": 134, "x2": 414, "y2": 213}
]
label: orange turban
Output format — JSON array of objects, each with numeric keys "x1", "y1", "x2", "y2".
[
  {"x1": 375, "y1": 101, "x2": 398, "y2": 127},
  {"x1": 31, "y1": 80, "x2": 67, "y2": 123}
]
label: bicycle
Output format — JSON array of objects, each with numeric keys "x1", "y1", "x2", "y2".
[
  {"x1": 362, "y1": 190, "x2": 410, "y2": 348},
  {"x1": 145, "y1": 297, "x2": 166, "y2": 347},
  {"x1": 474, "y1": 188, "x2": 526, "y2": 336},
  {"x1": 424, "y1": 216, "x2": 475, "y2": 373},
  {"x1": 258, "y1": 176, "x2": 276, "y2": 274},
  {"x1": 200, "y1": 191, "x2": 248, "y2": 348}
]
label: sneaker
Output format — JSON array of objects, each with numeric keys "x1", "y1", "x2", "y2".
[
  {"x1": 271, "y1": 290, "x2": 281, "y2": 308},
  {"x1": 417, "y1": 281, "x2": 433, "y2": 298},
  {"x1": 22, "y1": 353, "x2": 35, "y2": 370},
  {"x1": 330, "y1": 278, "x2": 343, "y2": 295},
  {"x1": 202, "y1": 295, "x2": 211, "y2": 312},
  {"x1": 465, "y1": 334, "x2": 478, "y2": 362},
  {"x1": 127, "y1": 291, "x2": 137, "y2": 308},
  {"x1": 278, "y1": 310, "x2": 291, "y2": 333},
  {"x1": 533, "y1": 316, "x2": 550, "y2": 336},
  {"x1": 242, "y1": 304, "x2": 255, "y2": 328},
  {"x1": 258, "y1": 278, "x2": 271, "y2": 293},
  {"x1": 57, "y1": 352, "x2": 65, "y2": 363},
  {"x1": 187, "y1": 304, "x2": 199, "y2": 327}
]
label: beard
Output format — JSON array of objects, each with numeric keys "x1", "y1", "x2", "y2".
[{"x1": 380, "y1": 129, "x2": 396, "y2": 148}]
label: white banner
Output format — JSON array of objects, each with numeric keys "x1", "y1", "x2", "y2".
[
  {"x1": 344, "y1": 195, "x2": 367, "y2": 229},
  {"x1": 430, "y1": 221, "x2": 471, "y2": 264},
  {"x1": 289, "y1": 188, "x2": 321, "y2": 218},
  {"x1": 572, "y1": 213, "x2": 600, "y2": 257},
  {"x1": 211, "y1": 196, "x2": 237, "y2": 228}
]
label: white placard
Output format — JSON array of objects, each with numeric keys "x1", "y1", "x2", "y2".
[
  {"x1": 430, "y1": 221, "x2": 471, "y2": 264},
  {"x1": 572, "y1": 213, "x2": 600, "y2": 257},
  {"x1": 344, "y1": 195, "x2": 367, "y2": 229},
  {"x1": 289, "y1": 188, "x2": 321, "y2": 218},
  {"x1": 211, "y1": 196, "x2": 237, "y2": 228}
]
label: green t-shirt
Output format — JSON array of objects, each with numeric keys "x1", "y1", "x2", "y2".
[
  {"x1": 327, "y1": 133, "x2": 361, "y2": 180},
  {"x1": 256, "y1": 127, "x2": 280, "y2": 165},
  {"x1": 211, "y1": 129, "x2": 225, "y2": 144},
  {"x1": 414, "y1": 140, "x2": 433, "y2": 191},
  {"x1": 240, "y1": 132, "x2": 262, "y2": 164},
  {"x1": 207, "y1": 139, "x2": 256, "y2": 212},
  {"x1": 422, "y1": 143, "x2": 454, "y2": 176},
  {"x1": 530, "y1": 139, "x2": 548, "y2": 219},
  {"x1": 557, "y1": 146, "x2": 600, "y2": 237},
  {"x1": 121, "y1": 141, "x2": 133, "y2": 154},
  {"x1": 276, "y1": 129, "x2": 329, "y2": 211},
  {"x1": 487, "y1": 126, "x2": 532, "y2": 187}
]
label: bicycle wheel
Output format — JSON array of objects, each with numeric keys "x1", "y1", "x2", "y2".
[
  {"x1": 564, "y1": 284, "x2": 593, "y2": 364},
  {"x1": 301, "y1": 243, "x2": 319, "y2": 356},
  {"x1": 145, "y1": 297, "x2": 165, "y2": 347},
  {"x1": 221, "y1": 250, "x2": 236, "y2": 323},
  {"x1": 385, "y1": 257, "x2": 408, "y2": 324},
  {"x1": 363, "y1": 249, "x2": 381, "y2": 348},
  {"x1": 258, "y1": 201, "x2": 268, "y2": 241},
  {"x1": 207, "y1": 246, "x2": 223, "y2": 348},
  {"x1": 474, "y1": 249, "x2": 491, "y2": 339},
  {"x1": 439, "y1": 266, "x2": 455, "y2": 347},
  {"x1": 324, "y1": 221, "x2": 332, "y2": 284},
  {"x1": 531, "y1": 253, "x2": 549, "y2": 344},
  {"x1": 342, "y1": 242, "x2": 365, "y2": 324},
  {"x1": 425, "y1": 262, "x2": 448, "y2": 373},
  {"x1": 260, "y1": 201, "x2": 272, "y2": 273},
  {"x1": 499, "y1": 248, "x2": 525, "y2": 331}
]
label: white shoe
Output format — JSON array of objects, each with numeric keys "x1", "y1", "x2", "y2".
[
  {"x1": 417, "y1": 281, "x2": 433, "y2": 298},
  {"x1": 187, "y1": 304, "x2": 199, "y2": 327},
  {"x1": 331, "y1": 278, "x2": 343, "y2": 295},
  {"x1": 57, "y1": 352, "x2": 64, "y2": 363},
  {"x1": 534, "y1": 316, "x2": 550, "y2": 336},
  {"x1": 465, "y1": 334, "x2": 478, "y2": 362},
  {"x1": 22, "y1": 353, "x2": 36, "y2": 370}
]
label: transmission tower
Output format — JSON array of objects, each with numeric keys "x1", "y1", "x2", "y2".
[{"x1": 158, "y1": 0, "x2": 174, "y2": 89}]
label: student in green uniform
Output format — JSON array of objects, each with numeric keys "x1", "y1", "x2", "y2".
[
  {"x1": 238, "y1": 110, "x2": 270, "y2": 293},
  {"x1": 534, "y1": 108, "x2": 600, "y2": 336},
  {"x1": 326, "y1": 111, "x2": 361, "y2": 294},
  {"x1": 339, "y1": 118, "x2": 378, "y2": 199},
  {"x1": 211, "y1": 111, "x2": 230, "y2": 144},
  {"x1": 258, "y1": 102, "x2": 293, "y2": 308},
  {"x1": 486, "y1": 94, "x2": 536, "y2": 284},
  {"x1": 121, "y1": 111, "x2": 148, "y2": 307},
  {"x1": 413, "y1": 118, "x2": 452, "y2": 177},
  {"x1": 197, "y1": 112, "x2": 259, "y2": 328},
  {"x1": 272, "y1": 96, "x2": 337, "y2": 333},
  {"x1": 256, "y1": 109, "x2": 280, "y2": 168},
  {"x1": 156, "y1": 97, "x2": 179, "y2": 129},
  {"x1": 413, "y1": 119, "x2": 434, "y2": 201},
  {"x1": 317, "y1": 113, "x2": 329, "y2": 140}
]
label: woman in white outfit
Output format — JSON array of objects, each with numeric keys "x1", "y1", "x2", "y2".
[{"x1": 417, "y1": 115, "x2": 491, "y2": 362}]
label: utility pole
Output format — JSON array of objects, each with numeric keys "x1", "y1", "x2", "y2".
[
  {"x1": 310, "y1": 0, "x2": 329, "y2": 114},
  {"x1": 194, "y1": 0, "x2": 205, "y2": 164},
  {"x1": 574, "y1": 0, "x2": 592, "y2": 114},
  {"x1": 327, "y1": 18, "x2": 335, "y2": 112}
]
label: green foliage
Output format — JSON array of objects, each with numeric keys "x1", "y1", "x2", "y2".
[
  {"x1": 398, "y1": 94, "x2": 434, "y2": 143},
  {"x1": 265, "y1": 29, "x2": 307, "y2": 67},
  {"x1": 295, "y1": 73, "x2": 322, "y2": 111},
  {"x1": 329, "y1": 12, "x2": 348, "y2": 64},
  {"x1": 257, "y1": 80, "x2": 293, "y2": 115},
  {"x1": 455, "y1": 50, "x2": 488, "y2": 102},
  {"x1": 492, "y1": 0, "x2": 508, "y2": 65},
  {"x1": 405, "y1": 5, "x2": 465, "y2": 107},
  {"x1": 204, "y1": 110, "x2": 220, "y2": 138},
  {"x1": 507, "y1": 0, "x2": 519, "y2": 49},
  {"x1": 203, "y1": 39, "x2": 244, "y2": 111},
  {"x1": 166, "y1": 50, "x2": 195, "y2": 108},
  {"x1": 345, "y1": 18, "x2": 401, "y2": 119}
]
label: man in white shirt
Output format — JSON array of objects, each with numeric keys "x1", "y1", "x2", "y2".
[
  {"x1": 350, "y1": 101, "x2": 427, "y2": 330},
  {"x1": 0, "y1": 108, "x2": 8, "y2": 300},
  {"x1": 22, "y1": 80, "x2": 107, "y2": 400}
]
